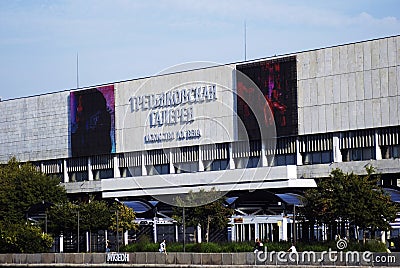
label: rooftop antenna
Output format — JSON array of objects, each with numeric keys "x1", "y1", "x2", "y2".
[
  {"x1": 76, "y1": 52, "x2": 79, "y2": 89},
  {"x1": 244, "y1": 20, "x2": 247, "y2": 61}
]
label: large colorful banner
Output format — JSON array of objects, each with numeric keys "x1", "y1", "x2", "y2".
[
  {"x1": 70, "y1": 85, "x2": 115, "y2": 157},
  {"x1": 236, "y1": 57, "x2": 298, "y2": 139}
]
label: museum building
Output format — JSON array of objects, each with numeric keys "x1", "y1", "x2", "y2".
[{"x1": 1, "y1": 35, "x2": 400, "y2": 250}]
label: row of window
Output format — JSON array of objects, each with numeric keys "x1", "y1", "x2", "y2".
[{"x1": 35, "y1": 144, "x2": 400, "y2": 182}]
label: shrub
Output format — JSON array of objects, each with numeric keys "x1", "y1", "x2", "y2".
[
  {"x1": 0, "y1": 222, "x2": 53, "y2": 253},
  {"x1": 120, "y1": 240, "x2": 388, "y2": 253}
]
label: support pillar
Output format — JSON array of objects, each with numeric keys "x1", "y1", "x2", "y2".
[
  {"x1": 229, "y1": 143, "x2": 235, "y2": 169},
  {"x1": 296, "y1": 138, "x2": 303, "y2": 165},
  {"x1": 141, "y1": 152, "x2": 147, "y2": 176},
  {"x1": 279, "y1": 218, "x2": 288, "y2": 241},
  {"x1": 113, "y1": 155, "x2": 120, "y2": 178},
  {"x1": 63, "y1": 159, "x2": 69, "y2": 183},
  {"x1": 197, "y1": 224, "x2": 202, "y2": 243},
  {"x1": 169, "y1": 150, "x2": 175, "y2": 174},
  {"x1": 333, "y1": 134, "x2": 342, "y2": 162},
  {"x1": 261, "y1": 140, "x2": 268, "y2": 166},
  {"x1": 198, "y1": 146, "x2": 204, "y2": 171},
  {"x1": 254, "y1": 220, "x2": 259, "y2": 241},
  {"x1": 88, "y1": 157, "x2": 93, "y2": 181},
  {"x1": 124, "y1": 231, "x2": 128, "y2": 245},
  {"x1": 59, "y1": 233, "x2": 64, "y2": 253},
  {"x1": 375, "y1": 131, "x2": 382, "y2": 160},
  {"x1": 86, "y1": 231, "x2": 90, "y2": 252},
  {"x1": 153, "y1": 218, "x2": 157, "y2": 243}
]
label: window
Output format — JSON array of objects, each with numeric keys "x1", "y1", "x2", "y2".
[
  {"x1": 94, "y1": 169, "x2": 113, "y2": 180},
  {"x1": 381, "y1": 145, "x2": 400, "y2": 159},
  {"x1": 147, "y1": 164, "x2": 170, "y2": 175},
  {"x1": 321, "y1": 151, "x2": 332, "y2": 163},
  {"x1": 120, "y1": 167, "x2": 132, "y2": 177},
  {"x1": 234, "y1": 157, "x2": 260, "y2": 169},
  {"x1": 211, "y1": 159, "x2": 229, "y2": 171},
  {"x1": 341, "y1": 148, "x2": 375, "y2": 162},
  {"x1": 120, "y1": 166, "x2": 141, "y2": 177},
  {"x1": 175, "y1": 162, "x2": 199, "y2": 173},
  {"x1": 68, "y1": 171, "x2": 88, "y2": 182},
  {"x1": 274, "y1": 154, "x2": 295, "y2": 166},
  {"x1": 302, "y1": 151, "x2": 333, "y2": 165},
  {"x1": 312, "y1": 152, "x2": 321, "y2": 164},
  {"x1": 204, "y1": 159, "x2": 229, "y2": 171},
  {"x1": 246, "y1": 157, "x2": 260, "y2": 168},
  {"x1": 394, "y1": 146, "x2": 400, "y2": 158}
]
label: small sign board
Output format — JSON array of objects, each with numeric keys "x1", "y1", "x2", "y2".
[{"x1": 106, "y1": 252, "x2": 129, "y2": 263}]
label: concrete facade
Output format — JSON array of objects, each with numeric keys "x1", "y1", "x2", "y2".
[
  {"x1": 297, "y1": 36, "x2": 400, "y2": 134},
  {"x1": 0, "y1": 35, "x2": 399, "y2": 211},
  {"x1": 0, "y1": 91, "x2": 69, "y2": 162}
]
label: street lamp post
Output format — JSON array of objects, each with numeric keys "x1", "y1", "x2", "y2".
[
  {"x1": 293, "y1": 204, "x2": 296, "y2": 244},
  {"x1": 77, "y1": 210, "x2": 80, "y2": 253},
  {"x1": 45, "y1": 212, "x2": 48, "y2": 233},
  {"x1": 114, "y1": 198, "x2": 121, "y2": 252},
  {"x1": 182, "y1": 207, "x2": 186, "y2": 252},
  {"x1": 116, "y1": 209, "x2": 119, "y2": 252}
]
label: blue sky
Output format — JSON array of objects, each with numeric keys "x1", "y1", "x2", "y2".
[{"x1": 0, "y1": 0, "x2": 399, "y2": 100}]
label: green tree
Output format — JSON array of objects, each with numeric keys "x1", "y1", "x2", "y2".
[
  {"x1": 173, "y1": 188, "x2": 233, "y2": 242},
  {"x1": 0, "y1": 157, "x2": 67, "y2": 223},
  {"x1": 0, "y1": 222, "x2": 53, "y2": 253},
  {"x1": 80, "y1": 199, "x2": 113, "y2": 232},
  {"x1": 109, "y1": 203, "x2": 137, "y2": 233},
  {"x1": 0, "y1": 157, "x2": 67, "y2": 252},
  {"x1": 302, "y1": 167, "x2": 398, "y2": 241},
  {"x1": 47, "y1": 201, "x2": 79, "y2": 235},
  {"x1": 48, "y1": 199, "x2": 113, "y2": 235},
  {"x1": 49, "y1": 199, "x2": 135, "y2": 252},
  {"x1": 109, "y1": 203, "x2": 137, "y2": 246}
]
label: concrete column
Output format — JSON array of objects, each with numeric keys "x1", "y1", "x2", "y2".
[
  {"x1": 105, "y1": 230, "x2": 108, "y2": 247},
  {"x1": 229, "y1": 143, "x2": 235, "y2": 169},
  {"x1": 375, "y1": 131, "x2": 382, "y2": 160},
  {"x1": 86, "y1": 231, "x2": 90, "y2": 252},
  {"x1": 198, "y1": 146, "x2": 204, "y2": 171},
  {"x1": 322, "y1": 223, "x2": 328, "y2": 241},
  {"x1": 261, "y1": 140, "x2": 268, "y2": 167},
  {"x1": 381, "y1": 230, "x2": 386, "y2": 244},
  {"x1": 258, "y1": 223, "x2": 265, "y2": 241},
  {"x1": 333, "y1": 134, "x2": 342, "y2": 162},
  {"x1": 88, "y1": 157, "x2": 93, "y2": 181},
  {"x1": 249, "y1": 224, "x2": 252, "y2": 242},
  {"x1": 296, "y1": 138, "x2": 303, "y2": 165},
  {"x1": 153, "y1": 218, "x2": 157, "y2": 243},
  {"x1": 197, "y1": 224, "x2": 202, "y2": 243},
  {"x1": 280, "y1": 218, "x2": 288, "y2": 241},
  {"x1": 287, "y1": 165, "x2": 297, "y2": 180},
  {"x1": 63, "y1": 159, "x2": 69, "y2": 183},
  {"x1": 175, "y1": 224, "x2": 179, "y2": 242},
  {"x1": 124, "y1": 231, "x2": 128, "y2": 245},
  {"x1": 169, "y1": 150, "x2": 175, "y2": 174},
  {"x1": 59, "y1": 233, "x2": 64, "y2": 253},
  {"x1": 254, "y1": 220, "x2": 259, "y2": 241},
  {"x1": 113, "y1": 155, "x2": 120, "y2": 178},
  {"x1": 231, "y1": 223, "x2": 236, "y2": 242},
  {"x1": 141, "y1": 152, "x2": 147, "y2": 176}
]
